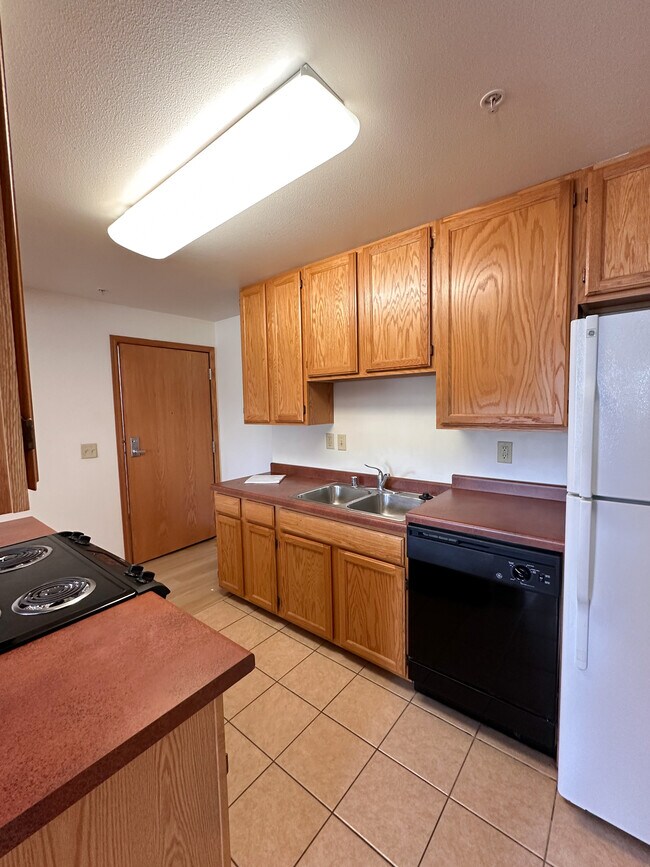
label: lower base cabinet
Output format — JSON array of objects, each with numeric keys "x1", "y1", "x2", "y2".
[
  {"x1": 334, "y1": 549, "x2": 406, "y2": 676},
  {"x1": 215, "y1": 514, "x2": 244, "y2": 595},
  {"x1": 242, "y1": 521, "x2": 277, "y2": 612},
  {"x1": 278, "y1": 533, "x2": 333, "y2": 640}
]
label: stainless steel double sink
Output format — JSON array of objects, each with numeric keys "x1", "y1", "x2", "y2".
[{"x1": 294, "y1": 483, "x2": 425, "y2": 521}]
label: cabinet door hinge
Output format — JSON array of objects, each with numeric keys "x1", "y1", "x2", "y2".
[
  {"x1": 277, "y1": 595, "x2": 281, "y2": 609},
  {"x1": 212, "y1": 440, "x2": 216, "y2": 454},
  {"x1": 572, "y1": 191, "x2": 577, "y2": 207},
  {"x1": 405, "y1": 576, "x2": 409, "y2": 590},
  {"x1": 430, "y1": 234, "x2": 434, "y2": 250},
  {"x1": 581, "y1": 266, "x2": 586, "y2": 284},
  {"x1": 303, "y1": 404, "x2": 306, "y2": 417},
  {"x1": 299, "y1": 275, "x2": 303, "y2": 289},
  {"x1": 584, "y1": 187, "x2": 589, "y2": 204},
  {"x1": 430, "y1": 342, "x2": 435, "y2": 358},
  {"x1": 21, "y1": 417, "x2": 36, "y2": 451}
]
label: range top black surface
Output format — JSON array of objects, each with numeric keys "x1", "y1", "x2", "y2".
[{"x1": 0, "y1": 532, "x2": 169, "y2": 653}]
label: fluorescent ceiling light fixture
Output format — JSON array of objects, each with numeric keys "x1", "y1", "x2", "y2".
[{"x1": 108, "y1": 65, "x2": 360, "y2": 259}]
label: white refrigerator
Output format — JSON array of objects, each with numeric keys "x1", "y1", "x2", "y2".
[{"x1": 559, "y1": 309, "x2": 650, "y2": 844}]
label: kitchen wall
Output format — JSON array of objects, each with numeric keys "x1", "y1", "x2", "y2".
[
  {"x1": 213, "y1": 316, "x2": 568, "y2": 484},
  {"x1": 24, "y1": 288, "x2": 217, "y2": 555}
]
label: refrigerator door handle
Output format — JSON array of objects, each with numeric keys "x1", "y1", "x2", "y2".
[
  {"x1": 575, "y1": 498, "x2": 594, "y2": 670},
  {"x1": 578, "y1": 316, "x2": 599, "y2": 500}
]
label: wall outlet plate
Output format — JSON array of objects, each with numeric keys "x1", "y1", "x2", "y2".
[
  {"x1": 81, "y1": 443, "x2": 98, "y2": 459},
  {"x1": 497, "y1": 441, "x2": 513, "y2": 464},
  {"x1": 325, "y1": 433, "x2": 335, "y2": 450},
  {"x1": 337, "y1": 433, "x2": 347, "y2": 451}
]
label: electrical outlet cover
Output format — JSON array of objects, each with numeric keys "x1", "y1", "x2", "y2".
[
  {"x1": 497, "y1": 441, "x2": 513, "y2": 464},
  {"x1": 81, "y1": 443, "x2": 98, "y2": 459}
]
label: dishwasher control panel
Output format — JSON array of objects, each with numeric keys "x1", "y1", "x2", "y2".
[{"x1": 407, "y1": 525, "x2": 562, "y2": 597}]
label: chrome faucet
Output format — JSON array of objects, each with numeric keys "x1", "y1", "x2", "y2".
[{"x1": 365, "y1": 464, "x2": 390, "y2": 493}]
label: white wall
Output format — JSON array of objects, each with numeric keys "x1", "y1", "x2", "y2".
[
  {"x1": 214, "y1": 316, "x2": 272, "y2": 479},
  {"x1": 271, "y1": 370, "x2": 568, "y2": 486},
  {"x1": 25, "y1": 289, "x2": 216, "y2": 555}
]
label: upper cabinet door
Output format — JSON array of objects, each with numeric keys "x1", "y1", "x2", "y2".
[
  {"x1": 359, "y1": 227, "x2": 431, "y2": 372},
  {"x1": 302, "y1": 252, "x2": 358, "y2": 377},
  {"x1": 436, "y1": 179, "x2": 572, "y2": 428},
  {"x1": 266, "y1": 270, "x2": 305, "y2": 423},
  {"x1": 239, "y1": 283, "x2": 270, "y2": 423},
  {"x1": 585, "y1": 150, "x2": 650, "y2": 298}
]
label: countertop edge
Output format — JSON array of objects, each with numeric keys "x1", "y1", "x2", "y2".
[
  {"x1": 0, "y1": 652, "x2": 254, "y2": 858},
  {"x1": 406, "y1": 513, "x2": 565, "y2": 552}
]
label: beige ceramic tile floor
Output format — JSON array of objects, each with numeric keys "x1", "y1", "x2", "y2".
[{"x1": 156, "y1": 541, "x2": 650, "y2": 867}]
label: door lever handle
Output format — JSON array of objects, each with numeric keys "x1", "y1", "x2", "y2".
[{"x1": 129, "y1": 436, "x2": 146, "y2": 457}]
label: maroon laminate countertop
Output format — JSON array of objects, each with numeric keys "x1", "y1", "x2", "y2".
[
  {"x1": 408, "y1": 483, "x2": 566, "y2": 551},
  {"x1": 0, "y1": 517, "x2": 254, "y2": 857}
]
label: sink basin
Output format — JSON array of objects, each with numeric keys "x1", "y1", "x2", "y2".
[
  {"x1": 346, "y1": 491, "x2": 423, "y2": 521},
  {"x1": 296, "y1": 484, "x2": 373, "y2": 506}
]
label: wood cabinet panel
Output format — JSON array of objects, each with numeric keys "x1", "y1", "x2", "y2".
[
  {"x1": 214, "y1": 492, "x2": 241, "y2": 518},
  {"x1": 436, "y1": 179, "x2": 571, "y2": 428},
  {"x1": 242, "y1": 499, "x2": 274, "y2": 528},
  {"x1": 360, "y1": 227, "x2": 431, "y2": 372},
  {"x1": 276, "y1": 508, "x2": 404, "y2": 566},
  {"x1": 243, "y1": 522, "x2": 277, "y2": 612},
  {"x1": 215, "y1": 513, "x2": 244, "y2": 595},
  {"x1": 278, "y1": 533, "x2": 333, "y2": 640},
  {"x1": 333, "y1": 550, "x2": 405, "y2": 676},
  {"x1": 266, "y1": 271, "x2": 305, "y2": 423},
  {"x1": 239, "y1": 283, "x2": 270, "y2": 423},
  {"x1": 303, "y1": 252, "x2": 358, "y2": 377},
  {"x1": 585, "y1": 150, "x2": 650, "y2": 298},
  {"x1": 1, "y1": 699, "x2": 230, "y2": 867}
]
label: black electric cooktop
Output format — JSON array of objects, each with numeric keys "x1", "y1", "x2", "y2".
[{"x1": 0, "y1": 531, "x2": 169, "y2": 654}]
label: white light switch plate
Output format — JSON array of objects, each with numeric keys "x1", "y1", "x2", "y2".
[
  {"x1": 325, "y1": 433, "x2": 335, "y2": 449},
  {"x1": 81, "y1": 443, "x2": 98, "y2": 459},
  {"x1": 337, "y1": 433, "x2": 347, "y2": 451}
]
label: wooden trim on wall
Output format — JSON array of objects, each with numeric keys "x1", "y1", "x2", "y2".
[{"x1": 109, "y1": 335, "x2": 221, "y2": 561}]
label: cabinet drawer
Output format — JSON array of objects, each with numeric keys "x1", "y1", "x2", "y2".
[
  {"x1": 242, "y1": 499, "x2": 275, "y2": 527},
  {"x1": 276, "y1": 508, "x2": 404, "y2": 566},
  {"x1": 214, "y1": 492, "x2": 241, "y2": 518}
]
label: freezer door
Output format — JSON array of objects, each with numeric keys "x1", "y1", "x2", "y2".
[{"x1": 559, "y1": 496, "x2": 650, "y2": 843}]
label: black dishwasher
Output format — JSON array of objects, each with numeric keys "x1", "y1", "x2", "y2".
[{"x1": 407, "y1": 525, "x2": 562, "y2": 756}]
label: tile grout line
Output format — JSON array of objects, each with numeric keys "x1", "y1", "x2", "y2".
[{"x1": 544, "y1": 789, "x2": 559, "y2": 864}]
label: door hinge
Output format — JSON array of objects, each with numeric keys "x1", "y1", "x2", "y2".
[
  {"x1": 212, "y1": 440, "x2": 216, "y2": 454},
  {"x1": 581, "y1": 266, "x2": 586, "y2": 284},
  {"x1": 584, "y1": 187, "x2": 589, "y2": 204},
  {"x1": 21, "y1": 417, "x2": 36, "y2": 451},
  {"x1": 572, "y1": 191, "x2": 577, "y2": 207},
  {"x1": 208, "y1": 367, "x2": 212, "y2": 381}
]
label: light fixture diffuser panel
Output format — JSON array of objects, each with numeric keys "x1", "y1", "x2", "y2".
[{"x1": 108, "y1": 66, "x2": 360, "y2": 258}]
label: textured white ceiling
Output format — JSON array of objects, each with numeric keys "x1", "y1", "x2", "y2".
[{"x1": 1, "y1": 0, "x2": 650, "y2": 321}]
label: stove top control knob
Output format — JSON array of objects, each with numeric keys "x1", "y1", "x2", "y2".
[
  {"x1": 512, "y1": 564, "x2": 531, "y2": 581},
  {"x1": 77, "y1": 535, "x2": 91, "y2": 546},
  {"x1": 136, "y1": 570, "x2": 155, "y2": 584},
  {"x1": 70, "y1": 531, "x2": 83, "y2": 542},
  {"x1": 126, "y1": 564, "x2": 144, "y2": 578}
]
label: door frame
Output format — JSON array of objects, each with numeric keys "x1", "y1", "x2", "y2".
[{"x1": 110, "y1": 334, "x2": 221, "y2": 562}]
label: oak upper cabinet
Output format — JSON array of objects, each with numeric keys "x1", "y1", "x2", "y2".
[
  {"x1": 302, "y1": 252, "x2": 358, "y2": 377},
  {"x1": 359, "y1": 226, "x2": 432, "y2": 373},
  {"x1": 333, "y1": 549, "x2": 405, "y2": 676},
  {"x1": 278, "y1": 533, "x2": 333, "y2": 640},
  {"x1": 242, "y1": 521, "x2": 277, "y2": 612},
  {"x1": 435, "y1": 178, "x2": 572, "y2": 429},
  {"x1": 266, "y1": 270, "x2": 305, "y2": 423},
  {"x1": 214, "y1": 513, "x2": 244, "y2": 595},
  {"x1": 585, "y1": 150, "x2": 650, "y2": 300},
  {"x1": 240, "y1": 283, "x2": 270, "y2": 423}
]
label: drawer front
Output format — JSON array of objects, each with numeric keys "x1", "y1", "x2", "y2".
[
  {"x1": 214, "y1": 492, "x2": 241, "y2": 518},
  {"x1": 242, "y1": 499, "x2": 275, "y2": 527},
  {"x1": 277, "y1": 508, "x2": 404, "y2": 566}
]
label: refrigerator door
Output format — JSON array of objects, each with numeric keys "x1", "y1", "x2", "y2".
[
  {"x1": 568, "y1": 309, "x2": 650, "y2": 501},
  {"x1": 559, "y1": 495, "x2": 650, "y2": 843}
]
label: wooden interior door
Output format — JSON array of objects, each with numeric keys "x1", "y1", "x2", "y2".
[
  {"x1": 360, "y1": 227, "x2": 431, "y2": 372},
  {"x1": 278, "y1": 533, "x2": 333, "y2": 639},
  {"x1": 266, "y1": 271, "x2": 305, "y2": 423},
  {"x1": 333, "y1": 549, "x2": 405, "y2": 675},
  {"x1": 113, "y1": 337, "x2": 218, "y2": 562},
  {"x1": 240, "y1": 283, "x2": 270, "y2": 422},
  {"x1": 435, "y1": 178, "x2": 571, "y2": 428},
  {"x1": 302, "y1": 252, "x2": 358, "y2": 377},
  {"x1": 242, "y1": 521, "x2": 277, "y2": 612},
  {"x1": 585, "y1": 150, "x2": 650, "y2": 298}
]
